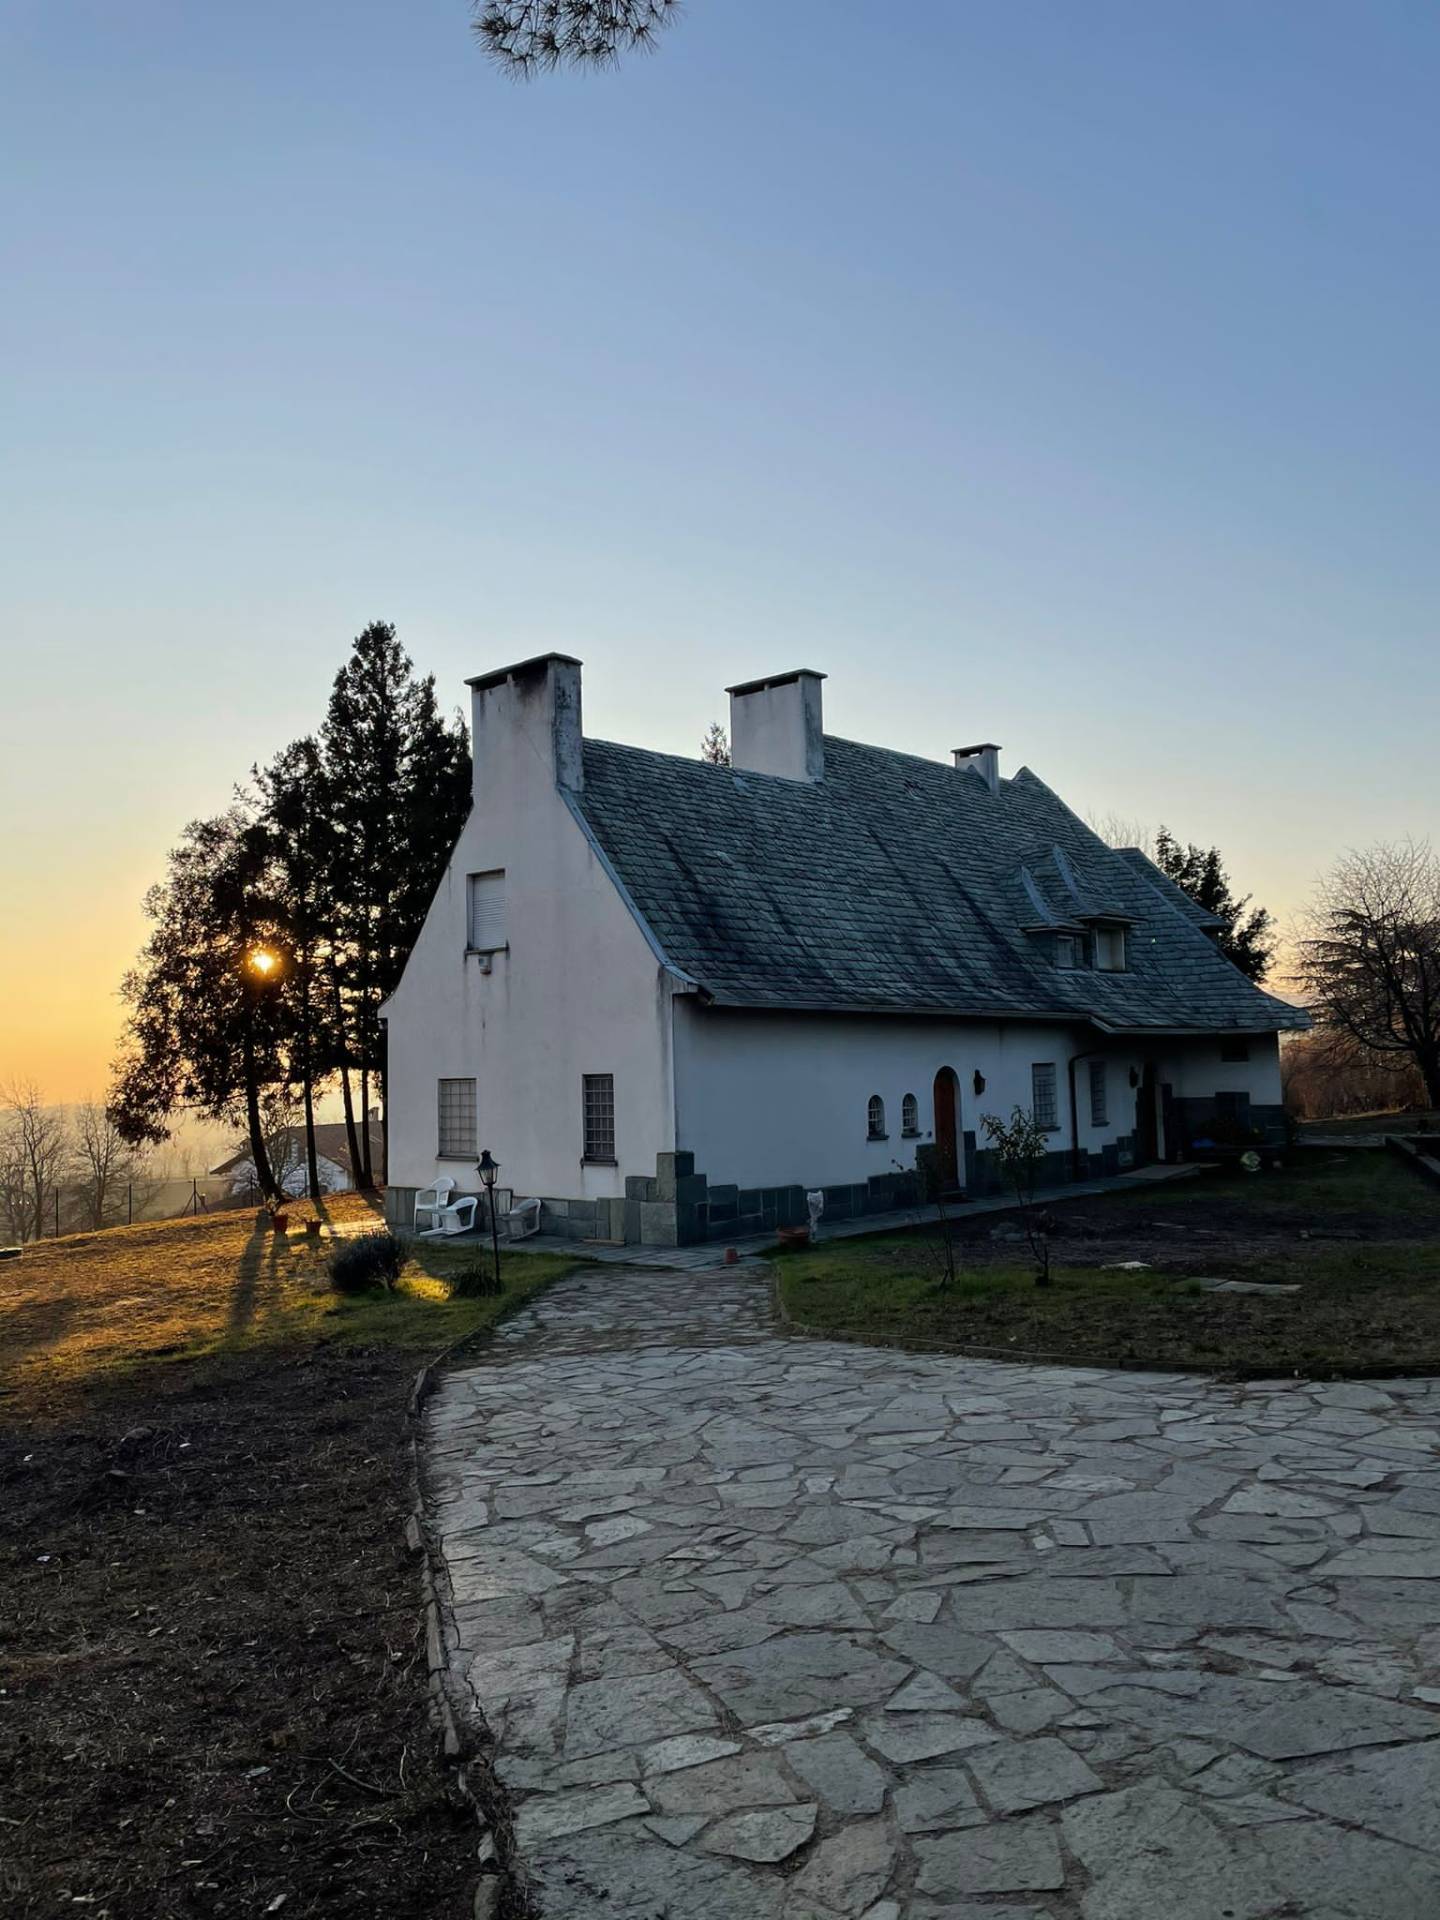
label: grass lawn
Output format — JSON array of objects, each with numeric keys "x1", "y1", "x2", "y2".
[
  {"x1": 0, "y1": 1195, "x2": 572, "y2": 1920},
  {"x1": 776, "y1": 1149, "x2": 1440, "y2": 1377}
]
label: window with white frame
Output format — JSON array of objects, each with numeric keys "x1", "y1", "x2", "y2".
[
  {"x1": 437, "y1": 1078, "x2": 477, "y2": 1157},
  {"x1": 867, "y1": 1095, "x2": 887, "y2": 1140},
  {"x1": 466, "y1": 870, "x2": 507, "y2": 952},
  {"x1": 1093, "y1": 925, "x2": 1127, "y2": 971},
  {"x1": 582, "y1": 1074, "x2": 616, "y2": 1162},
  {"x1": 1089, "y1": 1058, "x2": 1108, "y2": 1128},
  {"x1": 1031, "y1": 1062, "x2": 1059, "y2": 1131},
  {"x1": 901, "y1": 1092, "x2": 920, "y2": 1136},
  {"x1": 1056, "y1": 934, "x2": 1079, "y2": 969}
]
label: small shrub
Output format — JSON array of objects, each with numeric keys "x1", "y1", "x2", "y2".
[
  {"x1": 329, "y1": 1231, "x2": 404, "y2": 1294},
  {"x1": 449, "y1": 1259, "x2": 504, "y2": 1298},
  {"x1": 980, "y1": 1107, "x2": 1053, "y2": 1287}
]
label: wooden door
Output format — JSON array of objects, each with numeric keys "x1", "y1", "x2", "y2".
[
  {"x1": 933, "y1": 1067, "x2": 961, "y2": 1193},
  {"x1": 1136, "y1": 1062, "x2": 1159, "y2": 1165}
]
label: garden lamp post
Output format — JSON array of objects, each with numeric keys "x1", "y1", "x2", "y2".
[{"x1": 477, "y1": 1149, "x2": 502, "y2": 1290}]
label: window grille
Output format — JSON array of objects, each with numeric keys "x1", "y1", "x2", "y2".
[
  {"x1": 1089, "y1": 1059, "x2": 1108, "y2": 1128},
  {"x1": 1031, "y1": 1062, "x2": 1059, "y2": 1131},
  {"x1": 438, "y1": 1078, "x2": 477, "y2": 1157},
  {"x1": 901, "y1": 1092, "x2": 919, "y2": 1136},
  {"x1": 867, "y1": 1095, "x2": 886, "y2": 1140},
  {"x1": 583, "y1": 1074, "x2": 616, "y2": 1162}
]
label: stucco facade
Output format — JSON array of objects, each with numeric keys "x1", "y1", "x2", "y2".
[
  {"x1": 383, "y1": 656, "x2": 680, "y2": 1240},
  {"x1": 383, "y1": 655, "x2": 1300, "y2": 1245}
]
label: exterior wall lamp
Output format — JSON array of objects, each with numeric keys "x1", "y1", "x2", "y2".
[{"x1": 973, "y1": 1070, "x2": 986, "y2": 1096}]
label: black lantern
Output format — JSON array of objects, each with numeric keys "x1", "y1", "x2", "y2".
[{"x1": 477, "y1": 1150, "x2": 502, "y2": 1288}]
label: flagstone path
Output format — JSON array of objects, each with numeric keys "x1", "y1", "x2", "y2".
[{"x1": 422, "y1": 1263, "x2": 1440, "y2": 1918}]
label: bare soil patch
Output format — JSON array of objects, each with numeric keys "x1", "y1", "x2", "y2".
[{"x1": 0, "y1": 1200, "x2": 569, "y2": 1919}]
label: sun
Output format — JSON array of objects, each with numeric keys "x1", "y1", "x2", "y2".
[{"x1": 245, "y1": 947, "x2": 280, "y2": 978}]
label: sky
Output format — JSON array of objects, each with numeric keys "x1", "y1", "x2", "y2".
[{"x1": 2, "y1": 0, "x2": 1437, "y2": 1102}]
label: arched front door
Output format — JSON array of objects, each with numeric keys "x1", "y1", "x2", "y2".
[{"x1": 933, "y1": 1067, "x2": 962, "y2": 1194}]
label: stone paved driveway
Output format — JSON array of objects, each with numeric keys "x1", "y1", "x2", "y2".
[{"x1": 423, "y1": 1263, "x2": 1440, "y2": 1919}]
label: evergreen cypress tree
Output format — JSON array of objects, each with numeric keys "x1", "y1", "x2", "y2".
[
  {"x1": 320, "y1": 623, "x2": 470, "y2": 1183},
  {"x1": 1153, "y1": 827, "x2": 1275, "y2": 984}
]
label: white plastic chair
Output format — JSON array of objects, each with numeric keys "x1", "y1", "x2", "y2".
[
  {"x1": 414, "y1": 1177, "x2": 479, "y2": 1237},
  {"x1": 505, "y1": 1196, "x2": 543, "y2": 1241}
]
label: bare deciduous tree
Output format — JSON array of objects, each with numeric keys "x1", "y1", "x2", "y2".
[
  {"x1": 1281, "y1": 1028, "x2": 1426, "y2": 1123},
  {"x1": 0, "y1": 1080, "x2": 69, "y2": 1242},
  {"x1": 1295, "y1": 840, "x2": 1440, "y2": 1110},
  {"x1": 72, "y1": 1100, "x2": 151, "y2": 1229},
  {"x1": 1086, "y1": 811, "x2": 1154, "y2": 860},
  {"x1": 475, "y1": 0, "x2": 680, "y2": 75}
]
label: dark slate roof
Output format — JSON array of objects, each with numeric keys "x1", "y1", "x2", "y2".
[{"x1": 574, "y1": 736, "x2": 1307, "y2": 1035}]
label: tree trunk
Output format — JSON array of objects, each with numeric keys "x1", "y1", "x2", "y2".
[
  {"x1": 357, "y1": 1051, "x2": 375, "y2": 1191},
  {"x1": 329, "y1": 963, "x2": 364, "y2": 1185},
  {"x1": 242, "y1": 1018, "x2": 280, "y2": 1202},
  {"x1": 1422, "y1": 1052, "x2": 1440, "y2": 1113},
  {"x1": 378, "y1": 1020, "x2": 388, "y2": 1186},
  {"x1": 299, "y1": 964, "x2": 321, "y2": 1202}
]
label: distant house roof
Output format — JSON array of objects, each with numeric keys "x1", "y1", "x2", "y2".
[
  {"x1": 572, "y1": 735, "x2": 1307, "y2": 1036},
  {"x1": 211, "y1": 1121, "x2": 384, "y2": 1179}
]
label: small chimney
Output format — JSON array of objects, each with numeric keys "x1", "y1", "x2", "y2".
[
  {"x1": 953, "y1": 742, "x2": 1001, "y2": 796},
  {"x1": 466, "y1": 652, "x2": 584, "y2": 802},
  {"x1": 726, "y1": 670, "x2": 826, "y2": 783}
]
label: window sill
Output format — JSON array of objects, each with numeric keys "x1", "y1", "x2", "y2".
[
  {"x1": 900, "y1": 1129, "x2": 921, "y2": 1139},
  {"x1": 436, "y1": 1152, "x2": 478, "y2": 1162},
  {"x1": 866, "y1": 1133, "x2": 889, "y2": 1143},
  {"x1": 582, "y1": 1156, "x2": 617, "y2": 1167},
  {"x1": 466, "y1": 945, "x2": 507, "y2": 957}
]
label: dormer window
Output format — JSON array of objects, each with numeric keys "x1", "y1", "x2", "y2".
[
  {"x1": 1093, "y1": 925, "x2": 1127, "y2": 972},
  {"x1": 1056, "y1": 934, "x2": 1079, "y2": 970}
]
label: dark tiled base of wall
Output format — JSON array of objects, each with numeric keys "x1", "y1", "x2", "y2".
[{"x1": 386, "y1": 1127, "x2": 1155, "y2": 1249}]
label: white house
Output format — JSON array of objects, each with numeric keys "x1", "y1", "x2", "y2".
[
  {"x1": 382, "y1": 655, "x2": 1306, "y2": 1246},
  {"x1": 212, "y1": 1121, "x2": 383, "y2": 1199}
]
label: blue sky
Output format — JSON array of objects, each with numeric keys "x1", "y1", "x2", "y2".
[{"x1": 2, "y1": 0, "x2": 1437, "y2": 1093}]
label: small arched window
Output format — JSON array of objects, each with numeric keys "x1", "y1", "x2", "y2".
[
  {"x1": 867, "y1": 1095, "x2": 887, "y2": 1140},
  {"x1": 901, "y1": 1092, "x2": 919, "y2": 1137}
]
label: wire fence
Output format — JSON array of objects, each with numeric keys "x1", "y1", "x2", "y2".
[{"x1": 7, "y1": 1173, "x2": 364, "y2": 1243}]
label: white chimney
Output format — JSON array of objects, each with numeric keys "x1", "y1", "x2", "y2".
[
  {"x1": 466, "y1": 652, "x2": 584, "y2": 804},
  {"x1": 727, "y1": 670, "x2": 826, "y2": 783},
  {"x1": 953, "y1": 741, "x2": 1001, "y2": 796}
]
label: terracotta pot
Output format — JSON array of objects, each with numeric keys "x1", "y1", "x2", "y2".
[
  {"x1": 304, "y1": 1220, "x2": 322, "y2": 1240},
  {"x1": 269, "y1": 1213, "x2": 289, "y2": 1233},
  {"x1": 723, "y1": 1247, "x2": 739, "y2": 1266}
]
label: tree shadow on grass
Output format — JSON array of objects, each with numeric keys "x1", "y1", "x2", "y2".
[{"x1": 228, "y1": 1224, "x2": 286, "y2": 1337}]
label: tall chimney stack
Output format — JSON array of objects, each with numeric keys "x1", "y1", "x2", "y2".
[
  {"x1": 466, "y1": 653, "x2": 584, "y2": 806},
  {"x1": 727, "y1": 670, "x2": 826, "y2": 783},
  {"x1": 953, "y1": 742, "x2": 1001, "y2": 796}
]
